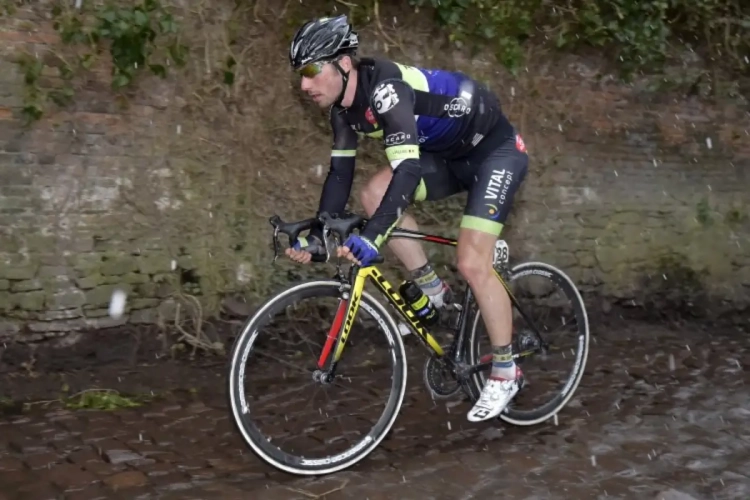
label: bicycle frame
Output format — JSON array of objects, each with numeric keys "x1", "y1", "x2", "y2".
[{"x1": 316, "y1": 226, "x2": 529, "y2": 381}]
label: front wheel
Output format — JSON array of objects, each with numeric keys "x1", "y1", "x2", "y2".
[
  {"x1": 226, "y1": 280, "x2": 408, "y2": 476},
  {"x1": 466, "y1": 261, "x2": 590, "y2": 426}
]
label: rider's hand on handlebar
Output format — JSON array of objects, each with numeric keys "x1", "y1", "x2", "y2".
[
  {"x1": 285, "y1": 235, "x2": 325, "y2": 264},
  {"x1": 338, "y1": 234, "x2": 380, "y2": 267},
  {"x1": 285, "y1": 246, "x2": 313, "y2": 264},
  {"x1": 336, "y1": 245, "x2": 358, "y2": 265}
]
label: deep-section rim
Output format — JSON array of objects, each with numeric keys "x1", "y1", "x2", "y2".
[{"x1": 226, "y1": 279, "x2": 408, "y2": 475}]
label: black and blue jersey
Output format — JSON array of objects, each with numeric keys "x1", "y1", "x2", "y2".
[{"x1": 316, "y1": 57, "x2": 515, "y2": 245}]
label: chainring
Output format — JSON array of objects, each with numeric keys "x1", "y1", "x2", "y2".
[{"x1": 423, "y1": 350, "x2": 462, "y2": 399}]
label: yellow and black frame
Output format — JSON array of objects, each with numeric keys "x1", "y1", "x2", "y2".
[{"x1": 268, "y1": 211, "x2": 549, "y2": 386}]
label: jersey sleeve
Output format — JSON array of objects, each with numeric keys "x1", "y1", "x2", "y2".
[
  {"x1": 315, "y1": 106, "x2": 359, "y2": 228},
  {"x1": 360, "y1": 79, "x2": 422, "y2": 246}
]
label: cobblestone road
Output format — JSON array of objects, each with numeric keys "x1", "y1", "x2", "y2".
[{"x1": 1, "y1": 320, "x2": 749, "y2": 499}]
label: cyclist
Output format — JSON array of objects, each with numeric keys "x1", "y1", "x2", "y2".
[{"x1": 285, "y1": 15, "x2": 529, "y2": 423}]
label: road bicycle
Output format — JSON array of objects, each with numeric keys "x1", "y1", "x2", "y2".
[{"x1": 227, "y1": 211, "x2": 590, "y2": 476}]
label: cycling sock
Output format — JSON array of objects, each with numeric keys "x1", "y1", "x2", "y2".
[
  {"x1": 490, "y1": 343, "x2": 516, "y2": 380},
  {"x1": 411, "y1": 263, "x2": 444, "y2": 297}
]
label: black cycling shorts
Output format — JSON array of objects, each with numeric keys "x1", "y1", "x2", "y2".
[{"x1": 414, "y1": 132, "x2": 529, "y2": 236}]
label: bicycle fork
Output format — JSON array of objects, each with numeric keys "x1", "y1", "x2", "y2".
[{"x1": 315, "y1": 268, "x2": 368, "y2": 382}]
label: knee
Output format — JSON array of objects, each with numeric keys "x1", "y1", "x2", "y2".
[
  {"x1": 359, "y1": 169, "x2": 391, "y2": 216},
  {"x1": 456, "y1": 245, "x2": 493, "y2": 285}
]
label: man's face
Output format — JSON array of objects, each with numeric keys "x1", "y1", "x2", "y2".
[{"x1": 299, "y1": 59, "x2": 346, "y2": 108}]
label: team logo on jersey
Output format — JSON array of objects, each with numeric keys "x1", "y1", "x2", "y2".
[
  {"x1": 385, "y1": 132, "x2": 410, "y2": 146},
  {"x1": 365, "y1": 107, "x2": 377, "y2": 125},
  {"x1": 444, "y1": 97, "x2": 471, "y2": 118},
  {"x1": 484, "y1": 169, "x2": 513, "y2": 213},
  {"x1": 485, "y1": 204, "x2": 501, "y2": 220},
  {"x1": 372, "y1": 82, "x2": 399, "y2": 114}
]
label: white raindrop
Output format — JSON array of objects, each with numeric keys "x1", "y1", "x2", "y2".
[{"x1": 108, "y1": 289, "x2": 127, "y2": 319}]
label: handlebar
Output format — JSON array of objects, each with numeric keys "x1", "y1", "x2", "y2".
[{"x1": 268, "y1": 211, "x2": 385, "y2": 264}]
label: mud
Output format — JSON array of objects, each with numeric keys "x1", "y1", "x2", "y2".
[{"x1": 0, "y1": 313, "x2": 749, "y2": 499}]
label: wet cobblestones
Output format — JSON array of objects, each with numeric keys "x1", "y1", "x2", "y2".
[{"x1": 1, "y1": 321, "x2": 748, "y2": 499}]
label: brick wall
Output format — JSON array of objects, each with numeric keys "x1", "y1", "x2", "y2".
[
  {"x1": 0, "y1": 5, "x2": 748, "y2": 339},
  {"x1": 499, "y1": 68, "x2": 750, "y2": 307}
]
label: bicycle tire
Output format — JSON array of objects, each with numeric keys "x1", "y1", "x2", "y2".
[
  {"x1": 226, "y1": 279, "x2": 408, "y2": 475},
  {"x1": 465, "y1": 261, "x2": 590, "y2": 426}
]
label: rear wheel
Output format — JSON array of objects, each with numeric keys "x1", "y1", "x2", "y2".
[
  {"x1": 227, "y1": 280, "x2": 408, "y2": 475},
  {"x1": 466, "y1": 262, "x2": 589, "y2": 425}
]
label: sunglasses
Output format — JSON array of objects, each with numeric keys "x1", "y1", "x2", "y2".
[{"x1": 296, "y1": 61, "x2": 327, "y2": 78}]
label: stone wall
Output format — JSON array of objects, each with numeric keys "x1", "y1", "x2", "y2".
[{"x1": 0, "y1": 2, "x2": 748, "y2": 340}]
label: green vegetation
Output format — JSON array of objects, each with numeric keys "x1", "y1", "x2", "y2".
[
  {"x1": 408, "y1": 0, "x2": 749, "y2": 79},
  {"x1": 1, "y1": 389, "x2": 153, "y2": 414},
  {"x1": 651, "y1": 253, "x2": 709, "y2": 315},
  {"x1": 696, "y1": 197, "x2": 712, "y2": 225},
  {"x1": 17, "y1": 0, "x2": 187, "y2": 123},
  {"x1": 52, "y1": 0, "x2": 187, "y2": 88},
  {"x1": 12, "y1": 0, "x2": 748, "y2": 123},
  {"x1": 62, "y1": 389, "x2": 150, "y2": 410}
]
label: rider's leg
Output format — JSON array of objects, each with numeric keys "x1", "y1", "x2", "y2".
[
  {"x1": 359, "y1": 156, "x2": 462, "y2": 306},
  {"x1": 457, "y1": 228, "x2": 513, "y2": 350},
  {"x1": 456, "y1": 134, "x2": 529, "y2": 423},
  {"x1": 360, "y1": 167, "x2": 427, "y2": 271}
]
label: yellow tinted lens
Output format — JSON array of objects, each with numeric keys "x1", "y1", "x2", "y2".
[{"x1": 298, "y1": 63, "x2": 322, "y2": 78}]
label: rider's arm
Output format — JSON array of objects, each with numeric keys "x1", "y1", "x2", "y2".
[
  {"x1": 312, "y1": 106, "x2": 359, "y2": 239},
  {"x1": 360, "y1": 79, "x2": 421, "y2": 246},
  {"x1": 317, "y1": 107, "x2": 358, "y2": 216}
]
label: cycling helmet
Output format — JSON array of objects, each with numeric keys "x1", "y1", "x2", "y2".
[
  {"x1": 289, "y1": 16, "x2": 359, "y2": 107},
  {"x1": 289, "y1": 15, "x2": 359, "y2": 70}
]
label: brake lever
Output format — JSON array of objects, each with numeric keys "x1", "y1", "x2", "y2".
[
  {"x1": 269, "y1": 214, "x2": 330, "y2": 264},
  {"x1": 271, "y1": 226, "x2": 280, "y2": 262},
  {"x1": 321, "y1": 224, "x2": 348, "y2": 277},
  {"x1": 322, "y1": 226, "x2": 334, "y2": 263}
]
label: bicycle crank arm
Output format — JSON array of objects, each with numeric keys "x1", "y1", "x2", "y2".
[{"x1": 454, "y1": 360, "x2": 491, "y2": 379}]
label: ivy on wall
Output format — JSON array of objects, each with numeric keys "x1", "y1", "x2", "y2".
[
  {"x1": 408, "y1": 0, "x2": 749, "y2": 80},
  {"x1": 15, "y1": 0, "x2": 187, "y2": 123},
  {"x1": 9, "y1": 0, "x2": 749, "y2": 124}
]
